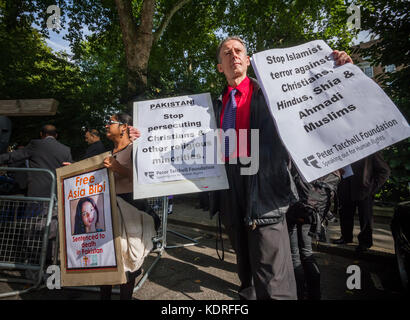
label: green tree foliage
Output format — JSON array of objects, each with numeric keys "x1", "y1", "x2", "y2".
[
  {"x1": 61, "y1": 0, "x2": 229, "y2": 102},
  {"x1": 62, "y1": 0, "x2": 196, "y2": 106},
  {"x1": 149, "y1": 0, "x2": 360, "y2": 98},
  {"x1": 222, "y1": 0, "x2": 357, "y2": 53},
  {"x1": 358, "y1": 0, "x2": 410, "y2": 202},
  {"x1": 0, "y1": 0, "x2": 126, "y2": 159},
  {"x1": 0, "y1": 1, "x2": 90, "y2": 158},
  {"x1": 148, "y1": 0, "x2": 227, "y2": 99},
  {"x1": 215, "y1": 0, "x2": 358, "y2": 84},
  {"x1": 1, "y1": 0, "x2": 407, "y2": 201}
]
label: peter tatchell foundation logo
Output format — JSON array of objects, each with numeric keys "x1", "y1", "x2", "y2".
[
  {"x1": 145, "y1": 171, "x2": 155, "y2": 179},
  {"x1": 302, "y1": 155, "x2": 321, "y2": 169}
]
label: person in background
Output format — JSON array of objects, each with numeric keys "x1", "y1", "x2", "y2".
[
  {"x1": 287, "y1": 163, "x2": 341, "y2": 300},
  {"x1": 6, "y1": 145, "x2": 29, "y2": 196},
  {"x1": 0, "y1": 124, "x2": 72, "y2": 197},
  {"x1": 333, "y1": 152, "x2": 390, "y2": 253},
  {"x1": 196, "y1": 192, "x2": 210, "y2": 211},
  {"x1": 0, "y1": 124, "x2": 72, "y2": 264},
  {"x1": 81, "y1": 127, "x2": 106, "y2": 160}
]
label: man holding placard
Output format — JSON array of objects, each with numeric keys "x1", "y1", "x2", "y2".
[{"x1": 210, "y1": 36, "x2": 354, "y2": 300}]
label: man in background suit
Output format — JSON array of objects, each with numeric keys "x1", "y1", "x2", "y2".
[
  {"x1": 333, "y1": 152, "x2": 390, "y2": 253},
  {"x1": 0, "y1": 124, "x2": 72, "y2": 197},
  {"x1": 0, "y1": 124, "x2": 72, "y2": 264},
  {"x1": 81, "y1": 128, "x2": 105, "y2": 160}
]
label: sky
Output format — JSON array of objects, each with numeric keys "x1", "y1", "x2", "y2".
[
  {"x1": 46, "y1": 32, "x2": 71, "y2": 53},
  {"x1": 43, "y1": 15, "x2": 91, "y2": 56}
]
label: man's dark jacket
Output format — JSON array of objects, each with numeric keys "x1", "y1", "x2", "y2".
[
  {"x1": 210, "y1": 77, "x2": 297, "y2": 226},
  {"x1": 0, "y1": 137, "x2": 72, "y2": 197},
  {"x1": 81, "y1": 140, "x2": 105, "y2": 160},
  {"x1": 338, "y1": 152, "x2": 390, "y2": 202}
]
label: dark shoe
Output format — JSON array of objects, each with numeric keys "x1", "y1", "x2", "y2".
[
  {"x1": 355, "y1": 245, "x2": 369, "y2": 253},
  {"x1": 332, "y1": 237, "x2": 352, "y2": 245}
]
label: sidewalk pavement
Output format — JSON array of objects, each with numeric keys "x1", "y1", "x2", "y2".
[
  {"x1": 168, "y1": 194, "x2": 396, "y2": 259},
  {"x1": 0, "y1": 194, "x2": 398, "y2": 300}
]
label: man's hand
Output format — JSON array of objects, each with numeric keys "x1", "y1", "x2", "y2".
[
  {"x1": 129, "y1": 126, "x2": 141, "y2": 141},
  {"x1": 332, "y1": 50, "x2": 354, "y2": 66},
  {"x1": 62, "y1": 162, "x2": 72, "y2": 166}
]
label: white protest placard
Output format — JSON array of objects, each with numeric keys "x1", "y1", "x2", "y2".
[
  {"x1": 251, "y1": 40, "x2": 410, "y2": 182},
  {"x1": 56, "y1": 153, "x2": 126, "y2": 287},
  {"x1": 133, "y1": 93, "x2": 229, "y2": 199}
]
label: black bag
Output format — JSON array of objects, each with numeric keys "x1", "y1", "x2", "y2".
[
  {"x1": 0, "y1": 175, "x2": 18, "y2": 195},
  {"x1": 287, "y1": 164, "x2": 341, "y2": 239}
]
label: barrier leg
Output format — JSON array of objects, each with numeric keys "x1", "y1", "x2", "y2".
[{"x1": 162, "y1": 196, "x2": 199, "y2": 249}]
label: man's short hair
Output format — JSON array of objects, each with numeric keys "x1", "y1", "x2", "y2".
[
  {"x1": 41, "y1": 124, "x2": 57, "y2": 137},
  {"x1": 216, "y1": 36, "x2": 248, "y2": 63}
]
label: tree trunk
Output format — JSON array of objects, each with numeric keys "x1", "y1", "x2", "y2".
[
  {"x1": 115, "y1": 0, "x2": 155, "y2": 110},
  {"x1": 114, "y1": 0, "x2": 191, "y2": 112}
]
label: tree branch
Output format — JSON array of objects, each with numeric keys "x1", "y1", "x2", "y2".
[
  {"x1": 115, "y1": 0, "x2": 155, "y2": 98},
  {"x1": 114, "y1": 0, "x2": 139, "y2": 69},
  {"x1": 136, "y1": 0, "x2": 156, "y2": 39},
  {"x1": 153, "y1": 0, "x2": 191, "y2": 44}
]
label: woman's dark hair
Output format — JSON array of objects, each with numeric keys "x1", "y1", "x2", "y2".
[
  {"x1": 113, "y1": 113, "x2": 132, "y2": 137},
  {"x1": 73, "y1": 197, "x2": 99, "y2": 235},
  {"x1": 114, "y1": 113, "x2": 132, "y2": 126}
]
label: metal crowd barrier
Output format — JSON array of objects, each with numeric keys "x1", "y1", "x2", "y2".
[
  {"x1": 151, "y1": 196, "x2": 198, "y2": 250},
  {"x1": 132, "y1": 196, "x2": 167, "y2": 292},
  {"x1": 134, "y1": 196, "x2": 198, "y2": 292},
  {"x1": 0, "y1": 167, "x2": 56, "y2": 298}
]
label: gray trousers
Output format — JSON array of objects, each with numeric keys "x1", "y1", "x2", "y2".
[
  {"x1": 219, "y1": 163, "x2": 297, "y2": 300},
  {"x1": 288, "y1": 222, "x2": 321, "y2": 300}
]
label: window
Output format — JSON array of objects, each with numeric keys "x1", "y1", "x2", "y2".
[
  {"x1": 363, "y1": 66, "x2": 374, "y2": 78},
  {"x1": 385, "y1": 64, "x2": 396, "y2": 73}
]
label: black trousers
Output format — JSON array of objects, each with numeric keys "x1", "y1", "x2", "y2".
[
  {"x1": 219, "y1": 163, "x2": 296, "y2": 300},
  {"x1": 198, "y1": 191, "x2": 210, "y2": 209},
  {"x1": 100, "y1": 269, "x2": 141, "y2": 300},
  {"x1": 339, "y1": 197, "x2": 374, "y2": 247}
]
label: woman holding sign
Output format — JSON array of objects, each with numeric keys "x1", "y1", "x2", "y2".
[{"x1": 100, "y1": 113, "x2": 159, "y2": 300}]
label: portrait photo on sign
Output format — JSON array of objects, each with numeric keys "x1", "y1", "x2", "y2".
[{"x1": 70, "y1": 194, "x2": 105, "y2": 235}]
